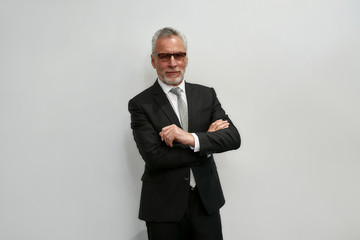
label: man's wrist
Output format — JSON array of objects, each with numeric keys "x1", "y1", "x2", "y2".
[
  {"x1": 190, "y1": 133, "x2": 200, "y2": 152},
  {"x1": 183, "y1": 132, "x2": 195, "y2": 147}
]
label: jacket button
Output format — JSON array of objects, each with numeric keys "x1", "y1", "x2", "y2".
[{"x1": 184, "y1": 177, "x2": 189, "y2": 181}]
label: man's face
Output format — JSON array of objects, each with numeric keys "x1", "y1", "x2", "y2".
[{"x1": 151, "y1": 36, "x2": 188, "y2": 86}]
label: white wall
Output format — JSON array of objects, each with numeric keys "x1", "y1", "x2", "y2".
[{"x1": 1, "y1": 0, "x2": 359, "y2": 239}]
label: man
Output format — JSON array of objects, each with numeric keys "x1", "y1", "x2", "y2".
[{"x1": 128, "y1": 27, "x2": 241, "y2": 240}]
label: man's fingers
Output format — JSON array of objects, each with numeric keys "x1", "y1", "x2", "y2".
[
  {"x1": 160, "y1": 124, "x2": 193, "y2": 146},
  {"x1": 159, "y1": 125, "x2": 179, "y2": 147},
  {"x1": 213, "y1": 120, "x2": 228, "y2": 127},
  {"x1": 166, "y1": 139, "x2": 173, "y2": 147},
  {"x1": 208, "y1": 119, "x2": 229, "y2": 132},
  {"x1": 218, "y1": 122, "x2": 229, "y2": 129}
]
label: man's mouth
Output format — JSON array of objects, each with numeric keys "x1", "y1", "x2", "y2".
[{"x1": 166, "y1": 71, "x2": 180, "y2": 77}]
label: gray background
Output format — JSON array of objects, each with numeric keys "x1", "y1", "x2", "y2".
[{"x1": 1, "y1": 0, "x2": 359, "y2": 239}]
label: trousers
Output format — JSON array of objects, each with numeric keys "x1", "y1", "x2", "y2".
[{"x1": 146, "y1": 187, "x2": 223, "y2": 240}]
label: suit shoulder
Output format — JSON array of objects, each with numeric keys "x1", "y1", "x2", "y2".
[
  {"x1": 186, "y1": 82, "x2": 214, "y2": 92},
  {"x1": 129, "y1": 83, "x2": 158, "y2": 103},
  {"x1": 186, "y1": 82, "x2": 217, "y2": 97}
]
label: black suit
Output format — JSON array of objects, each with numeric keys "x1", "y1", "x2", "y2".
[{"x1": 128, "y1": 80, "x2": 240, "y2": 223}]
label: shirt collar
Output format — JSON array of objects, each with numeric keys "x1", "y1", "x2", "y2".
[{"x1": 157, "y1": 78, "x2": 186, "y2": 95}]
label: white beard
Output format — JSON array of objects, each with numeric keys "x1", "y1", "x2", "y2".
[{"x1": 162, "y1": 75, "x2": 184, "y2": 86}]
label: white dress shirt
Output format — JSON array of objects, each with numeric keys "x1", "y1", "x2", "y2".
[{"x1": 157, "y1": 79, "x2": 198, "y2": 187}]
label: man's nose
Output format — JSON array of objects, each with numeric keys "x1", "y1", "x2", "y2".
[{"x1": 169, "y1": 55, "x2": 177, "y2": 67}]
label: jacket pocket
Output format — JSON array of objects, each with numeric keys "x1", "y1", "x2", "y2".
[{"x1": 141, "y1": 173, "x2": 166, "y2": 183}]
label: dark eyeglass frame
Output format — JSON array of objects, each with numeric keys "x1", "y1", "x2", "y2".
[{"x1": 153, "y1": 52, "x2": 187, "y2": 62}]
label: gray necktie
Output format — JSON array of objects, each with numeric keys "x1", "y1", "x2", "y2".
[
  {"x1": 170, "y1": 87, "x2": 196, "y2": 188},
  {"x1": 170, "y1": 87, "x2": 188, "y2": 131}
]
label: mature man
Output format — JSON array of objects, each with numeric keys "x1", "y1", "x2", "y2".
[{"x1": 128, "y1": 27, "x2": 241, "y2": 240}]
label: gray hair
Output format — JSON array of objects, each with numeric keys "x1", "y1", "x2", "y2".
[{"x1": 151, "y1": 27, "x2": 188, "y2": 53}]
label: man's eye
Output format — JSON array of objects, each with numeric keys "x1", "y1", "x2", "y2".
[{"x1": 159, "y1": 54, "x2": 169, "y2": 59}]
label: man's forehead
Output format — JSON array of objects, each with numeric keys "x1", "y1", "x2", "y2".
[{"x1": 155, "y1": 36, "x2": 186, "y2": 50}]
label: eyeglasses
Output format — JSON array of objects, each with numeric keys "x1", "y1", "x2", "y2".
[{"x1": 153, "y1": 52, "x2": 187, "y2": 62}]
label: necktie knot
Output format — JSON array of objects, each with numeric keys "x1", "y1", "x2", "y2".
[{"x1": 170, "y1": 87, "x2": 182, "y2": 97}]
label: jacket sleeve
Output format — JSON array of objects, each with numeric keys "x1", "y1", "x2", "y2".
[
  {"x1": 195, "y1": 88, "x2": 241, "y2": 156},
  {"x1": 128, "y1": 97, "x2": 204, "y2": 171}
]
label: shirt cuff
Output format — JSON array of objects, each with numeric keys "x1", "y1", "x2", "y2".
[{"x1": 190, "y1": 133, "x2": 200, "y2": 152}]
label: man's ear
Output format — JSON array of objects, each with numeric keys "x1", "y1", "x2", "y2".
[{"x1": 151, "y1": 55, "x2": 156, "y2": 68}]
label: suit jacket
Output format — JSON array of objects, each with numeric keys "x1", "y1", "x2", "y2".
[{"x1": 128, "y1": 80, "x2": 240, "y2": 222}]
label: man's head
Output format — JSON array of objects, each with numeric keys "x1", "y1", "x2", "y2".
[{"x1": 151, "y1": 27, "x2": 188, "y2": 86}]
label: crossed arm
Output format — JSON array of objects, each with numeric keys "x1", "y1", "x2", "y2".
[{"x1": 159, "y1": 119, "x2": 230, "y2": 148}]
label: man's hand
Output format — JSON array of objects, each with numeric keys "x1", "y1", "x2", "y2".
[
  {"x1": 207, "y1": 119, "x2": 229, "y2": 132},
  {"x1": 159, "y1": 124, "x2": 195, "y2": 147}
]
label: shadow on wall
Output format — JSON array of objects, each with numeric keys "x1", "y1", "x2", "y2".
[
  {"x1": 125, "y1": 85, "x2": 148, "y2": 240},
  {"x1": 131, "y1": 230, "x2": 147, "y2": 240},
  {"x1": 124, "y1": 128, "x2": 144, "y2": 189}
]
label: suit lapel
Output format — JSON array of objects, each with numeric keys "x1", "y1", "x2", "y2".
[
  {"x1": 185, "y1": 82, "x2": 198, "y2": 132},
  {"x1": 151, "y1": 81, "x2": 182, "y2": 127}
]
